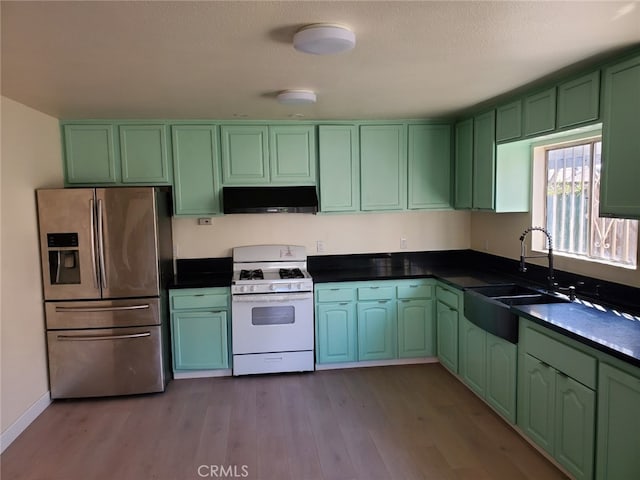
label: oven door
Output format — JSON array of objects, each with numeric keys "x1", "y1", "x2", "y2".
[{"x1": 231, "y1": 292, "x2": 313, "y2": 354}]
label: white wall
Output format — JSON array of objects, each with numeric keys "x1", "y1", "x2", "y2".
[
  {"x1": 0, "y1": 97, "x2": 63, "y2": 446},
  {"x1": 173, "y1": 210, "x2": 471, "y2": 259}
]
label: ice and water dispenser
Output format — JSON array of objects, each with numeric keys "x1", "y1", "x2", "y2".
[{"x1": 46, "y1": 233, "x2": 81, "y2": 284}]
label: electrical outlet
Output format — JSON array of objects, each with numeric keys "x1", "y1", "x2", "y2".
[
  {"x1": 197, "y1": 217, "x2": 212, "y2": 225},
  {"x1": 400, "y1": 237, "x2": 407, "y2": 249},
  {"x1": 316, "y1": 240, "x2": 326, "y2": 253}
]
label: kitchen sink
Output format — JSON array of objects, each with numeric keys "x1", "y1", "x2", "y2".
[{"x1": 463, "y1": 284, "x2": 570, "y2": 343}]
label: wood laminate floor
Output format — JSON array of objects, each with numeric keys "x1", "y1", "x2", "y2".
[{"x1": 1, "y1": 364, "x2": 568, "y2": 480}]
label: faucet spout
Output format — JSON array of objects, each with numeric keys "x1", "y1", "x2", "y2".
[{"x1": 519, "y1": 226, "x2": 555, "y2": 289}]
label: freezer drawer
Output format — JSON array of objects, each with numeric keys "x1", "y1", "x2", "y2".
[
  {"x1": 47, "y1": 325, "x2": 165, "y2": 399},
  {"x1": 45, "y1": 298, "x2": 160, "y2": 330}
]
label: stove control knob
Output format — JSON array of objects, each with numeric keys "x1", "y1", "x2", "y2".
[
  {"x1": 270, "y1": 284, "x2": 277, "y2": 291},
  {"x1": 296, "y1": 283, "x2": 303, "y2": 290},
  {"x1": 249, "y1": 285, "x2": 256, "y2": 292},
  {"x1": 238, "y1": 285, "x2": 246, "y2": 293}
]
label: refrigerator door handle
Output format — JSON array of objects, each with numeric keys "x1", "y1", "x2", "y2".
[
  {"x1": 54, "y1": 304, "x2": 151, "y2": 313},
  {"x1": 97, "y1": 198, "x2": 107, "y2": 288},
  {"x1": 57, "y1": 332, "x2": 151, "y2": 341},
  {"x1": 89, "y1": 198, "x2": 99, "y2": 289}
]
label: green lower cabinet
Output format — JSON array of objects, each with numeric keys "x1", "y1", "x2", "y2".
[
  {"x1": 357, "y1": 301, "x2": 397, "y2": 361},
  {"x1": 316, "y1": 302, "x2": 357, "y2": 364},
  {"x1": 596, "y1": 362, "x2": 640, "y2": 480},
  {"x1": 459, "y1": 317, "x2": 486, "y2": 396},
  {"x1": 485, "y1": 334, "x2": 517, "y2": 423},
  {"x1": 171, "y1": 311, "x2": 229, "y2": 370},
  {"x1": 397, "y1": 299, "x2": 435, "y2": 358},
  {"x1": 436, "y1": 299, "x2": 459, "y2": 373}
]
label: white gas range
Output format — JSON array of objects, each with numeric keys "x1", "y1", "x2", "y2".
[{"x1": 231, "y1": 245, "x2": 314, "y2": 375}]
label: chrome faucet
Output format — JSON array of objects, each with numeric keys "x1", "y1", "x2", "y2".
[{"x1": 519, "y1": 226, "x2": 555, "y2": 290}]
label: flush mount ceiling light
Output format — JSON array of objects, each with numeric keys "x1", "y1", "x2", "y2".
[
  {"x1": 277, "y1": 89, "x2": 317, "y2": 105},
  {"x1": 293, "y1": 24, "x2": 356, "y2": 55}
]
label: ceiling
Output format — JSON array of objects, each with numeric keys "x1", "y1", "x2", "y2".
[{"x1": 2, "y1": 1, "x2": 639, "y2": 120}]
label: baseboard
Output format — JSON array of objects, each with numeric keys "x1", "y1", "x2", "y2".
[
  {"x1": 173, "y1": 368, "x2": 232, "y2": 379},
  {"x1": 315, "y1": 356, "x2": 438, "y2": 371},
  {"x1": 0, "y1": 391, "x2": 51, "y2": 454}
]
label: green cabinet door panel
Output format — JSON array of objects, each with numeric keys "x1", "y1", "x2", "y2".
[
  {"x1": 172, "y1": 310, "x2": 229, "y2": 370},
  {"x1": 119, "y1": 124, "x2": 170, "y2": 184},
  {"x1": 436, "y1": 299, "x2": 458, "y2": 373},
  {"x1": 600, "y1": 54, "x2": 640, "y2": 218},
  {"x1": 360, "y1": 125, "x2": 407, "y2": 211},
  {"x1": 494, "y1": 141, "x2": 531, "y2": 213},
  {"x1": 316, "y1": 302, "x2": 357, "y2": 364},
  {"x1": 64, "y1": 124, "x2": 117, "y2": 184},
  {"x1": 357, "y1": 301, "x2": 397, "y2": 361},
  {"x1": 496, "y1": 100, "x2": 522, "y2": 142},
  {"x1": 555, "y1": 374, "x2": 595, "y2": 480},
  {"x1": 397, "y1": 299, "x2": 435, "y2": 358},
  {"x1": 318, "y1": 125, "x2": 359, "y2": 212},
  {"x1": 454, "y1": 118, "x2": 473, "y2": 209},
  {"x1": 485, "y1": 334, "x2": 517, "y2": 424},
  {"x1": 472, "y1": 110, "x2": 496, "y2": 210},
  {"x1": 557, "y1": 71, "x2": 601, "y2": 129},
  {"x1": 172, "y1": 125, "x2": 221, "y2": 216},
  {"x1": 221, "y1": 125, "x2": 269, "y2": 184},
  {"x1": 459, "y1": 317, "x2": 486, "y2": 397},
  {"x1": 518, "y1": 353, "x2": 556, "y2": 455},
  {"x1": 524, "y1": 87, "x2": 557, "y2": 136},
  {"x1": 407, "y1": 124, "x2": 452, "y2": 209},
  {"x1": 269, "y1": 125, "x2": 316, "y2": 184},
  {"x1": 596, "y1": 363, "x2": 640, "y2": 480}
]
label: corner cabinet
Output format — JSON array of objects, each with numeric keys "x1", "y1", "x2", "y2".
[
  {"x1": 435, "y1": 283, "x2": 461, "y2": 374},
  {"x1": 169, "y1": 288, "x2": 230, "y2": 373},
  {"x1": 454, "y1": 118, "x2": 473, "y2": 209},
  {"x1": 472, "y1": 110, "x2": 496, "y2": 210},
  {"x1": 407, "y1": 124, "x2": 451, "y2": 209},
  {"x1": 600, "y1": 53, "x2": 640, "y2": 219},
  {"x1": 318, "y1": 125, "x2": 360, "y2": 212}
]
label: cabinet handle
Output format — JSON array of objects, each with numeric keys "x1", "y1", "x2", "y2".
[
  {"x1": 370, "y1": 286, "x2": 380, "y2": 289},
  {"x1": 557, "y1": 370, "x2": 568, "y2": 378},
  {"x1": 339, "y1": 302, "x2": 349, "y2": 305},
  {"x1": 378, "y1": 300, "x2": 388, "y2": 304},
  {"x1": 194, "y1": 294, "x2": 206, "y2": 297},
  {"x1": 410, "y1": 285, "x2": 419, "y2": 288},
  {"x1": 330, "y1": 288, "x2": 340, "y2": 291},
  {"x1": 400, "y1": 299, "x2": 409, "y2": 303}
]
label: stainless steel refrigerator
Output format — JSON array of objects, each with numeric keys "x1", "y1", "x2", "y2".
[{"x1": 36, "y1": 187, "x2": 173, "y2": 399}]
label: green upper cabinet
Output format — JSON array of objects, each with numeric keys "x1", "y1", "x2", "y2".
[
  {"x1": 407, "y1": 124, "x2": 452, "y2": 209},
  {"x1": 523, "y1": 87, "x2": 557, "y2": 136},
  {"x1": 269, "y1": 125, "x2": 316, "y2": 184},
  {"x1": 494, "y1": 141, "x2": 531, "y2": 213},
  {"x1": 119, "y1": 124, "x2": 170, "y2": 184},
  {"x1": 472, "y1": 110, "x2": 496, "y2": 210},
  {"x1": 360, "y1": 125, "x2": 407, "y2": 211},
  {"x1": 496, "y1": 100, "x2": 522, "y2": 142},
  {"x1": 63, "y1": 124, "x2": 117, "y2": 184},
  {"x1": 220, "y1": 125, "x2": 269, "y2": 184},
  {"x1": 600, "y1": 53, "x2": 640, "y2": 219},
  {"x1": 318, "y1": 125, "x2": 359, "y2": 212},
  {"x1": 172, "y1": 125, "x2": 221, "y2": 216},
  {"x1": 454, "y1": 118, "x2": 473, "y2": 209},
  {"x1": 557, "y1": 71, "x2": 600, "y2": 129}
]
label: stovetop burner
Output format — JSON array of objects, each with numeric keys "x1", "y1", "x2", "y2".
[
  {"x1": 279, "y1": 268, "x2": 304, "y2": 279},
  {"x1": 240, "y1": 269, "x2": 264, "y2": 280}
]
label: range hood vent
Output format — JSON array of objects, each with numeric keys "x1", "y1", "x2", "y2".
[{"x1": 222, "y1": 186, "x2": 318, "y2": 214}]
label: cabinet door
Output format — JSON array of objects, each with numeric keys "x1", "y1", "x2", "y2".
[
  {"x1": 436, "y1": 300, "x2": 458, "y2": 373},
  {"x1": 397, "y1": 299, "x2": 435, "y2": 358},
  {"x1": 485, "y1": 334, "x2": 517, "y2": 424},
  {"x1": 220, "y1": 125, "x2": 269, "y2": 184},
  {"x1": 596, "y1": 363, "x2": 640, "y2": 480},
  {"x1": 518, "y1": 353, "x2": 556, "y2": 455},
  {"x1": 496, "y1": 100, "x2": 522, "y2": 142},
  {"x1": 555, "y1": 374, "x2": 595, "y2": 480},
  {"x1": 472, "y1": 110, "x2": 496, "y2": 210},
  {"x1": 318, "y1": 125, "x2": 359, "y2": 212},
  {"x1": 360, "y1": 125, "x2": 407, "y2": 211},
  {"x1": 119, "y1": 124, "x2": 170, "y2": 184},
  {"x1": 454, "y1": 118, "x2": 473, "y2": 209},
  {"x1": 172, "y1": 310, "x2": 228, "y2": 370},
  {"x1": 459, "y1": 317, "x2": 486, "y2": 397},
  {"x1": 407, "y1": 124, "x2": 451, "y2": 209},
  {"x1": 316, "y1": 302, "x2": 357, "y2": 364},
  {"x1": 357, "y1": 300, "x2": 396, "y2": 361},
  {"x1": 172, "y1": 125, "x2": 221, "y2": 216},
  {"x1": 600, "y1": 54, "x2": 640, "y2": 218},
  {"x1": 269, "y1": 125, "x2": 316, "y2": 184},
  {"x1": 557, "y1": 71, "x2": 600, "y2": 129},
  {"x1": 63, "y1": 124, "x2": 117, "y2": 184},
  {"x1": 524, "y1": 87, "x2": 557, "y2": 136}
]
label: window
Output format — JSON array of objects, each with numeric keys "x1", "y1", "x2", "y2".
[{"x1": 544, "y1": 138, "x2": 637, "y2": 268}]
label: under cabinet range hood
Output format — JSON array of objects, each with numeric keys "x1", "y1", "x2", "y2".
[{"x1": 222, "y1": 186, "x2": 318, "y2": 214}]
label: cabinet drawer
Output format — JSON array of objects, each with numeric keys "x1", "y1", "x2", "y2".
[
  {"x1": 397, "y1": 284, "x2": 433, "y2": 299},
  {"x1": 315, "y1": 287, "x2": 355, "y2": 303},
  {"x1": 170, "y1": 290, "x2": 229, "y2": 311},
  {"x1": 436, "y1": 285, "x2": 459, "y2": 309},
  {"x1": 523, "y1": 326, "x2": 596, "y2": 389},
  {"x1": 357, "y1": 286, "x2": 395, "y2": 301}
]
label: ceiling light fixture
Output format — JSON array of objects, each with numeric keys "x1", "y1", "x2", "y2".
[
  {"x1": 293, "y1": 24, "x2": 356, "y2": 55},
  {"x1": 277, "y1": 90, "x2": 317, "y2": 105}
]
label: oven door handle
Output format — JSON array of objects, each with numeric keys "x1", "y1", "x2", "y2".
[{"x1": 232, "y1": 293, "x2": 313, "y2": 303}]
